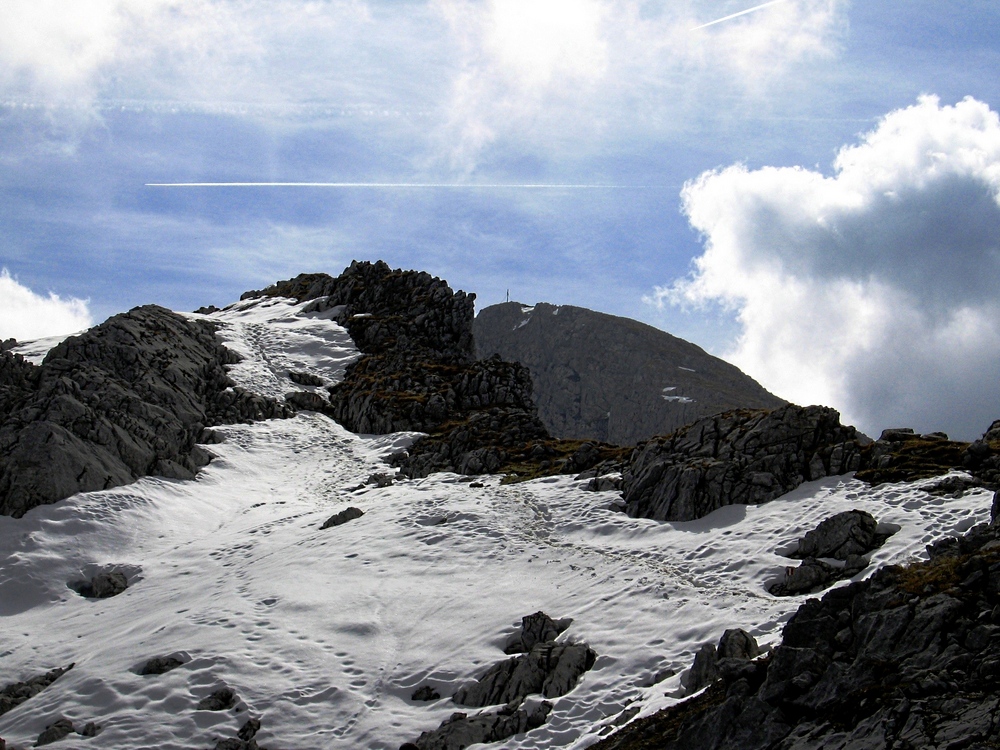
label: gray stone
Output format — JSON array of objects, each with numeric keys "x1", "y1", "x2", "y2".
[
  {"x1": 35, "y1": 718, "x2": 74, "y2": 746},
  {"x1": 139, "y1": 656, "x2": 184, "y2": 675},
  {"x1": 474, "y1": 301, "x2": 784, "y2": 446},
  {"x1": 453, "y1": 642, "x2": 597, "y2": 707},
  {"x1": 320, "y1": 506, "x2": 364, "y2": 529},
  {"x1": 503, "y1": 611, "x2": 573, "y2": 654},
  {"x1": 0, "y1": 306, "x2": 292, "y2": 518},
  {"x1": 789, "y1": 510, "x2": 893, "y2": 561},
  {"x1": 621, "y1": 405, "x2": 865, "y2": 522},
  {"x1": 90, "y1": 570, "x2": 128, "y2": 598}
]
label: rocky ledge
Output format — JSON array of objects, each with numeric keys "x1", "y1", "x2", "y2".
[
  {"x1": 620, "y1": 405, "x2": 868, "y2": 522},
  {"x1": 0, "y1": 306, "x2": 290, "y2": 518}
]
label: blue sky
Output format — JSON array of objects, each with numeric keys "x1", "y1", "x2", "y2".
[{"x1": 2, "y1": 0, "x2": 1000, "y2": 439}]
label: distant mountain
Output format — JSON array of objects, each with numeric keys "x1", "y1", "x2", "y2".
[{"x1": 474, "y1": 301, "x2": 785, "y2": 445}]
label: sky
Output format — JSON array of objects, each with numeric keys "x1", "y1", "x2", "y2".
[{"x1": 1, "y1": 0, "x2": 999, "y2": 440}]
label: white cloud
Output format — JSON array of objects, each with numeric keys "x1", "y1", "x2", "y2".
[
  {"x1": 0, "y1": 269, "x2": 93, "y2": 341},
  {"x1": 655, "y1": 95, "x2": 1000, "y2": 439},
  {"x1": 430, "y1": 0, "x2": 848, "y2": 170}
]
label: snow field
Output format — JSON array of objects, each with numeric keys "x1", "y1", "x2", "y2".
[{"x1": 0, "y1": 297, "x2": 992, "y2": 749}]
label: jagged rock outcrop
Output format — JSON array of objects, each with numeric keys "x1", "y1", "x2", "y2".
[
  {"x1": 403, "y1": 702, "x2": 552, "y2": 750},
  {"x1": 0, "y1": 305, "x2": 291, "y2": 517},
  {"x1": 503, "y1": 611, "x2": 573, "y2": 655},
  {"x1": 197, "y1": 687, "x2": 238, "y2": 711},
  {"x1": 70, "y1": 569, "x2": 129, "y2": 599},
  {"x1": 475, "y1": 301, "x2": 785, "y2": 446},
  {"x1": 621, "y1": 405, "x2": 867, "y2": 522},
  {"x1": 212, "y1": 717, "x2": 268, "y2": 750},
  {"x1": 591, "y1": 514, "x2": 1000, "y2": 750},
  {"x1": 244, "y1": 262, "x2": 552, "y2": 478},
  {"x1": 682, "y1": 629, "x2": 763, "y2": 695},
  {"x1": 139, "y1": 656, "x2": 185, "y2": 675},
  {"x1": 787, "y1": 510, "x2": 893, "y2": 561},
  {"x1": 452, "y1": 641, "x2": 597, "y2": 707},
  {"x1": 0, "y1": 665, "x2": 74, "y2": 717},
  {"x1": 320, "y1": 506, "x2": 364, "y2": 529}
]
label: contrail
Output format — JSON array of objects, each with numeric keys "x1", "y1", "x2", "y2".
[
  {"x1": 690, "y1": 0, "x2": 788, "y2": 31},
  {"x1": 144, "y1": 182, "x2": 648, "y2": 189}
]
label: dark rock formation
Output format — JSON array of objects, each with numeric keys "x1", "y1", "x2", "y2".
[
  {"x1": 786, "y1": 510, "x2": 894, "y2": 561},
  {"x1": 405, "y1": 702, "x2": 552, "y2": 750},
  {"x1": 682, "y1": 629, "x2": 762, "y2": 694},
  {"x1": 768, "y1": 556, "x2": 871, "y2": 597},
  {"x1": 621, "y1": 405, "x2": 867, "y2": 522},
  {"x1": 197, "y1": 687, "x2": 238, "y2": 711},
  {"x1": 452, "y1": 641, "x2": 597, "y2": 707},
  {"x1": 591, "y1": 514, "x2": 1000, "y2": 750},
  {"x1": 0, "y1": 305, "x2": 291, "y2": 517},
  {"x1": 0, "y1": 665, "x2": 74, "y2": 717},
  {"x1": 411, "y1": 686, "x2": 441, "y2": 702},
  {"x1": 503, "y1": 611, "x2": 573, "y2": 655},
  {"x1": 474, "y1": 301, "x2": 785, "y2": 446},
  {"x1": 70, "y1": 569, "x2": 129, "y2": 599},
  {"x1": 140, "y1": 656, "x2": 185, "y2": 675},
  {"x1": 320, "y1": 506, "x2": 364, "y2": 529},
  {"x1": 244, "y1": 262, "x2": 552, "y2": 478},
  {"x1": 34, "y1": 718, "x2": 75, "y2": 746}
]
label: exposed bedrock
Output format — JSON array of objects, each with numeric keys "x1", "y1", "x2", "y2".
[
  {"x1": 246, "y1": 261, "x2": 553, "y2": 478},
  {"x1": 0, "y1": 665, "x2": 74, "y2": 718},
  {"x1": 592, "y1": 516, "x2": 1000, "y2": 750},
  {"x1": 621, "y1": 405, "x2": 868, "y2": 522},
  {"x1": 474, "y1": 300, "x2": 785, "y2": 446},
  {"x1": 404, "y1": 701, "x2": 552, "y2": 750},
  {"x1": 0, "y1": 305, "x2": 291, "y2": 517}
]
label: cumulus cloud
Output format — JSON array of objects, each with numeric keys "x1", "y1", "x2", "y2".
[
  {"x1": 653, "y1": 95, "x2": 1000, "y2": 439},
  {"x1": 0, "y1": 269, "x2": 93, "y2": 341},
  {"x1": 431, "y1": 0, "x2": 848, "y2": 169}
]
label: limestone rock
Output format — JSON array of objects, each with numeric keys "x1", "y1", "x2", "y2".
[
  {"x1": 769, "y1": 556, "x2": 869, "y2": 597},
  {"x1": 682, "y1": 629, "x2": 762, "y2": 694},
  {"x1": 411, "y1": 686, "x2": 441, "y2": 702},
  {"x1": 503, "y1": 611, "x2": 573, "y2": 655},
  {"x1": 0, "y1": 306, "x2": 291, "y2": 517},
  {"x1": 452, "y1": 641, "x2": 597, "y2": 707},
  {"x1": 788, "y1": 510, "x2": 894, "y2": 560},
  {"x1": 621, "y1": 405, "x2": 865, "y2": 522},
  {"x1": 70, "y1": 569, "x2": 129, "y2": 599},
  {"x1": 474, "y1": 301, "x2": 784, "y2": 446}
]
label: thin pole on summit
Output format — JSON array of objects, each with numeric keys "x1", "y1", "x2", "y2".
[{"x1": 506, "y1": 289, "x2": 510, "y2": 303}]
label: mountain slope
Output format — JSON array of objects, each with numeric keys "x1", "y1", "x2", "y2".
[
  {"x1": 0, "y1": 274, "x2": 995, "y2": 750},
  {"x1": 474, "y1": 302, "x2": 785, "y2": 446}
]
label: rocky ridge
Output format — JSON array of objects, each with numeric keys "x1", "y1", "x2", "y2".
[
  {"x1": 0, "y1": 306, "x2": 291, "y2": 518},
  {"x1": 243, "y1": 261, "x2": 563, "y2": 479},
  {"x1": 475, "y1": 301, "x2": 785, "y2": 445},
  {"x1": 620, "y1": 405, "x2": 868, "y2": 522}
]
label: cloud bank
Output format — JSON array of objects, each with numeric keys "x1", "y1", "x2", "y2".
[
  {"x1": 0, "y1": 270, "x2": 93, "y2": 341},
  {"x1": 656, "y1": 95, "x2": 1000, "y2": 440}
]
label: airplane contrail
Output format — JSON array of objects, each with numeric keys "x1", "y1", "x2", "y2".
[
  {"x1": 690, "y1": 0, "x2": 788, "y2": 31},
  {"x1": 144, "y1": 182, "x2": 649, "y2": 189}
]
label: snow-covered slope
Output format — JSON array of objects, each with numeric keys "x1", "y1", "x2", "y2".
[{"x1": 0, "y1": 297, "x2": 992, "y2": 749}]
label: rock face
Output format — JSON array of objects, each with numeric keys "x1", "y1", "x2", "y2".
[
  {"x1": 474, "y1": 301, "x2": 785, "y2": 446},
  {"x1": 621, "y1": 405, "x2": 867, "y2": 522},
  {"x1": 503, "y1": 611, "x2": 573, "y2": 655},
  {"x1": 0, "y1": 305, "x2": 291, "y2": 517},
  {"x1": 452, "y1": 641, "x2": 598, "y2": 708},
  {"x1": 787, "y1": 510, "x2": 891, "y2": 561},
  {"x1": 682, "y1": 629, "x2": 762, "y2": 695},
  {"x1": 591, "y1": 518, "x2": 1000, "y2": 750},
  {"x1": 244, "y1": 262, "x2": 552, "y2": 478}
]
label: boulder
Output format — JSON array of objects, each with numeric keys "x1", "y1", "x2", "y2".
[
  {"x1": 320, "y1": 507, "x2": 364, "y2": 529},
  {"x1": 452, "y1": 641, "x2": 597, "y2": 707},
  {"x1": 621, "y1": 405, "x2": 865, "y2": 522},
  {"x1": 35, "y1": 718, "x2": 74, "y2": 747},
  {"x1": 768, "y1": 555, "x2": 869, "y2": 597},
  {"x1": 411, "y1": 686, "x2": 441, "y2": 702},
  {"x1": 682, "y1": 629, "x2": 762, "y2": 694},
  {"x1": 503, "y1": 611, "x2": 573, "y2": 655},
  {"x1": 788, "y1": 510, "x2": 893, "y2": 560},
  {"x1": 91, "y1": 570, "x2": 128, "y2": 598}
]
